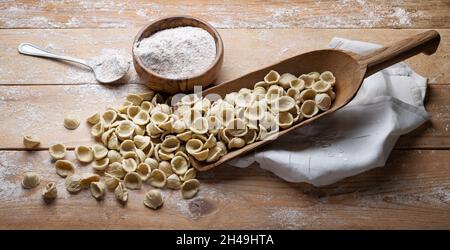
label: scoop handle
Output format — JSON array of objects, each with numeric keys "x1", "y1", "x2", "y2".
[
  {"x1": 18, "y1": 43, "x2": 89, "y2": 67},
  {"x1": 358, "y1": 30, "x2": 440, "y2": 77}
]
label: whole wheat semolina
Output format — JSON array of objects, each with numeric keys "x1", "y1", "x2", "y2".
[{"x1": 134, "y1": 26, "x2": 216, "y2": 79}]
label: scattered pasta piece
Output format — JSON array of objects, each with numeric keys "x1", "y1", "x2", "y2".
[
  {"x1": 55, "y1": 160, "x2": 75, "y2": 177},
  {"x1": 80, "y1": 173, "x2": 101, "y2": 189},
  {"x1": 23, "y1": 135, "x2": 40, "y2": 149},
  {"x1": 181, "y1": 179, "x2": 200, "y2": 199},
  {"x1": 75, "y1": 145, "x2": 94, "y2": 163},
  {"x1": 22, "y1": 172, "x2": 40, "y2": 189},
  {"x1": 124, "y1": 172, "x2": 142, "y2": 190},
  {"x1": 143, "y1": 189, "x2": 163, "y2": 210},
  {"x1": 86, "y1": 112, "x2": 100, "y2": 125},
  {"x1": 93, "y1": 158, "x2": 109, "y2": 171},
  {"x1": 136, "y1": 163, "x2": 152, "y2": 181},
  {"x1": 115, "y1": 182, "x2": 128, "y2": 203},
  {"x1": 49, "y1": 143, "x2": 66, "y2": 160},
  {"x1": 92, "y1": 144, "x2": 108, "y2": 160},
  {"x1": 181, "y1": 168, "x2": 197, "y2": 182},
  {"x1": 90, "y1": 181, "x2": 106, "y2": 200},
  {"x1": 65, "y1": 174, "x2": 82, "y2": 193},
  {"x1": 166, "y1": 174, "x2": 181, "y2": 190},
  {"x1": 42, "y1": 182, "x2": 57, "y2": 200},
  {"x1": 64, "y1": 115, "x2": 80, "y2": 130},
  {"x1": 149, "y1": 169, "x2": 167, "y2": 188}
]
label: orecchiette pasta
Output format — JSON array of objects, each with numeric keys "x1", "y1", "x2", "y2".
[
  {"x1": 181, "y1": 179, "x2": 200, "y2": 199},
  {"x1": 115, "y1": 182, "x2": 128, "y2": 203},
  {"x1": 90, "y1": 181, "x2": 106, "y2": 200},
  {"x1": 87, "y1": 112, "x2": 100, "y2": 125},
  {"x1": 122, "y1": 158, "x2": 137, "y2": 173},
  {"x1": 102, "y1": 110, "x2": 117, "y2": 128},
  {"x1": 299, "y1": 74, "x2": 315, "y2": 89},
  {"x1": 161, "y1": 136, "x2": 180, "y2": 153},
  {"x1": 22, "y1": 172, "x2": 40, "y2": 189},
  {"x1": 144, "y1": 158, "x2": 159, "y2": 171},
  {"x1": 42, "y1": 182, "x2": 57, "y2": 200},
  {"x1": 49, "y1": 143, "x2": 66, "y2": 160},
  {"x1": 133, "y1": 109, "x2": 150, "y2": 125},
  {"x1": 186, "y1": 139, "x2": 203, "y2": 155},
  {"x1": 171, "y1": 156, "x2": 189, "y2": 175},
  {"x1": 300, "y1": 100, "x2": 319, "y2": 118},
  {"x1": 166, "y1": 174, "x2": 182, "y2": 190},
  {"x1": 80, "y1": 173, "x2": 101, "y2": 189},
  {"x1": 126, "y1": 93, "x2": 144, "y2": 105},
  {"x1": 91, "y1": 121, "x2": 104, "y2": 137},
  {"x1": 104, "y1": 173, "x2": 120, "y2": 190},
  {"x1": 143, "y1": 189, "x2": 163, "y2": 210},
  {"x1": 92, "y1": 144, "x2": 108, "y2": 160},
  {"x1": 107, "y1": 150, "x2": 122, "y2": 163},
  {"x1": 106, "y1": 162, "x2": 126, "y2": 178},
  {"x1": 320, "y1": 71, "x2": 336, "y2": 85},
  {"x1": 65, "y1": 174, "x2": 82, "y2": 193},
  {"x1": 123, "y1": 172, "x2": 142, "y2": 190},
  {"x1": 264, "y1": 70, "x2": 280, "y2": 84},
  {"x1": 158, "y1": 160, "x2": 173, "y2": 176},
  {"x1": 115, "y1": 120, "x2": 136, "y2": 139},
  {"x1": 136, "y1": 163, "x2": 152, "y2": 181},
  {"x1": 64, "y1": 115, "x2": 80, "y2": 130},
  {"x1": 308, "y1": 71, "x2": 320, "y2": 80},
  {"x1": 93, "y1": 158, "x2": 109, "y2": 171},
  {"x1": 299, "y1": 89, "x2": 316, "y2": 102},
  {"x1": 277, "y1": 96, "x2": 296, "y2": 112},
  {"x1": 75, "y1": 145, "x2": 94, "y2": 163},
  {"x1": 312, "y1": 80, "x2": 331, "y2": 93},
  {"x1": 315, "y1": 93, "x2": 332, "y2": 111},
  {"x1": 133, "y1": 135, "x2": 151, "y2": 150},
  {"x1": 181, "y1": 168, "x2": 197, "y2": 182},
  {"x1": 55, "y1": 160, "x2": 75, "y2": 177},
  {"x1": 149, "y1": 169, "x2": 167, "y2": 188},
  {"x1": 23, "y1": 135, "x2": 40, "y2": 149},
  {"x1": 278, "y1": 73, "x2": 298, "y2": 89}
]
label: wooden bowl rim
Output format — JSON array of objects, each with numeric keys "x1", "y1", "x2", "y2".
[{"x1": 132, "y1": 15, "x2": 224, "y2": 82}]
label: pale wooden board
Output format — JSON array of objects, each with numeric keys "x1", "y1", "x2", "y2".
[
  {"x1": 0, "y1": 149, "x2": 448, "y2": 229},
  {"x1": 1, "y1": 84, "x2": 448, "y2": 150},
  {"x1": 1, "y1": 0, "x2": 449, "y2": 29},
  {"x1": 1, "y1": 29, "x2": 449, "y2": 85},
  {"x1": 1, "y1": 0, "x2": 449, "y2": 230}
]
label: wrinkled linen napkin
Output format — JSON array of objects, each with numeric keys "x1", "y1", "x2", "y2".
[{"x1": 229, "y1": 37, "x2": 430, "y2": 186}]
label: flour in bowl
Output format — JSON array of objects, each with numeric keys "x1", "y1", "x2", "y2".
[{"x1": 134, "y1": 26, "x2": 216, "y2": 79}]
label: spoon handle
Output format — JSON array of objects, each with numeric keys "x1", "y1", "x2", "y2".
[
  {"x1": 18, "y1": 43, "x2": 89, "y2": 68},
  {"x1": 358, "y1": 30, "x2": 440, "y2": 77}
]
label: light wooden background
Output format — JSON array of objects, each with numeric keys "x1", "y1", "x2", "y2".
[{"x1": 0, "y1": 0, "x2": 449, "y2": 229}]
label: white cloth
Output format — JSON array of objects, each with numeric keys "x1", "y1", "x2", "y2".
[{"x1": 229, "y1": 38, "x2": 430, "y2": 186}]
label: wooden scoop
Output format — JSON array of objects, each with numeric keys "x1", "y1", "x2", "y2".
[{"x1": 191, "y1": 30, "x2": 440, "y2": 171}]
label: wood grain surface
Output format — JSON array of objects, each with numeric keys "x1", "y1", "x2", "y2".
[
  {"x1": 1, "y1": 29, "x2": 449, "y2": 85},
  {"x1": 1, "y1": 0, "x2": 449, "y2": 29},
  {"x1": 0, "y1": 150, "x2": 449, "y2": 229},
  {"x1": 0, "y1": 0, "x2": 449, "y2": 229}
]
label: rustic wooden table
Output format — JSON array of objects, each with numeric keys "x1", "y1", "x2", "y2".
[{"x1": 0, "y1": 0, "x2": 449, "y2": 229}]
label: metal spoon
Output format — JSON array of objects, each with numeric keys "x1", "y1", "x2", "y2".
[{"x1": 18, "y1": 43, "x2": 130, "y2": 84}]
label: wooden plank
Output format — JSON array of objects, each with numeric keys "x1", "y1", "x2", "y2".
[
  {"x1": 2, "y1": 82, "x2": 450, "y2": 150},
  {"x1": 1, "y1": 0, "x2": 449, "y2": 29},
  {"x1": 0, "y1": 84, "x2": 449, "y2": 150},
  {"x1": 0, "y1": 149, "x2": 448, "y2": 229},
  {"x1": 1, "y1": 28, "x2": 449, "y2": 85}
]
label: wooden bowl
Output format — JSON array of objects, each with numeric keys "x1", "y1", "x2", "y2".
[{"x1": 132, "y1": 16, "x2": 224, "y2": 94}]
